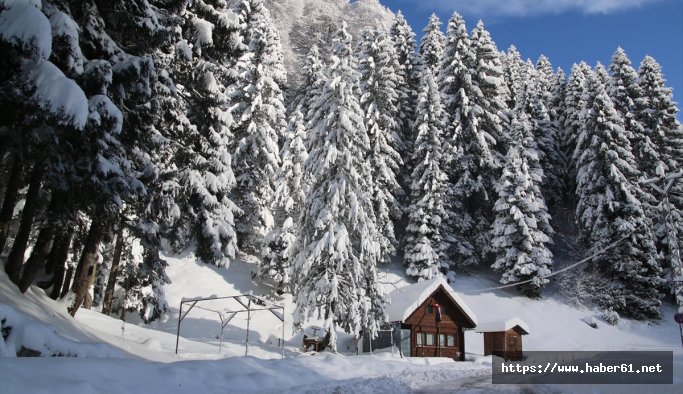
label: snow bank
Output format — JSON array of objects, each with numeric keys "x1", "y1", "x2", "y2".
[{"x1": 0, "y1": 303, "x2": 121, "y2": 358}]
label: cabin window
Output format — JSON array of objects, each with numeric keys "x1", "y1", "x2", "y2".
[
  {"x1": 439, "y1": 334, "x2": 446, "y2": 347},
  {"x1": 425, "y1": 333, "x2": 435, "y2": 346},
  {"x1": 447, "y1": 335, "x2": 456, "y2": 347},
  {"x1": 416, "y1": 332, "x2": 423, "y2": 346},
  {"x1": 426, "y1": 305, "x2": 433, "y2": 314}
]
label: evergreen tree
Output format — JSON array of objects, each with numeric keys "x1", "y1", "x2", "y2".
[
  {"x1": 501, "y1": 45, "x2": 528, "y2": 111},
  {"x1": 437, "y1": 12, "x2": 477, "y2": 268},
  {"x1": 293, "y1": 22, "x2": 385, "y2": 349},
  {"x1": 470, "y1": 20, "x2": 507, "y2": 159},
  {"x1": 608, "y1": 48, "x2": 654, "y2": 171},
  {"x1": 404, "y1": 69, "x2": 450, "y2": 281},
  {"x1": 571, "y1": 64, "x2": 610, "y2": 179},
  {"x1": 526, "y1": 69, "x2": 566, "y2": 209},
  {"x1": 562, "y1": 61, "x2": 591, "y2": 189},
  {"x1": 637, "y1": 56, "x2": 683, "y2": 178},
  {"x1": 390, "y1": 10, "x2": 419, "y2": 168},
  {"x1": 575, "y1": 80, "x2": 663, "y2": 320},
  {"x1": 260, "y1": 109, "x2": 308, "y2": 294},
  {"x1": 550, "y1": 67, "x2": 567, "y2": 144},
  {"x1": 182, "y1": 0, "x2": 243, "y2": 267},
  {"x1": 637, "y1": 55, "x2": 683, "y2": 305},
  {"x1": 418, "y1": 13, "x2": 445, "y2": 75},
  {"x1": 357, "y1": 28, "x2": 403, "y2": 263},
  {"x1": 439, "y1": 16, "x2": 505, "y2": 269},
  {"x1": 491, "y1": 113, "x2": 553, "y2": 297},
  {"x1": 231, "y1": 0, "x2": 286, "y2": 254},
  {"x1": 292, "y1": 44, "x2": 325, "y2": 123}
]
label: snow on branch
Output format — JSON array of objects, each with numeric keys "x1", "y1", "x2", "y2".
[{"x1": 22, "y1": 59, "x2": 89, "y2": 129}]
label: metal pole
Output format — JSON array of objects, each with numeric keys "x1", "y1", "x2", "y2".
[
  {"x1": 245, "y1": 297, "x2": 252, "y2": 356},
  {"x1": 390, "y1": 325, "x2": 395, "y2": 357},
  {"x1": 219, "y1": 312, "x2": 224, "y2": 354},
  {"x1": 175, "y1": 302, "x2": 183, "y2": 354}
]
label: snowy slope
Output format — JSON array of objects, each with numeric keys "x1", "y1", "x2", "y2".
[{"x1": 2, "y1": 251, "x2": 682, "y2": 393}]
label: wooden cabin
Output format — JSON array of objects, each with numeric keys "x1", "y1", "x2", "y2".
[
  {"x1": 365, "y1": 277, "x2": 477, "y2": 361},
  {"x1": 476, "y1": 318, "x2": 530, "y2": 361}
]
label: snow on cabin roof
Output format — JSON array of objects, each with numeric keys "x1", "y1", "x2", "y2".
[
  {"x1": 385, "y1": 276, "x2": 478, "y2": 326},
  {"x1": 475, "y1": 317, "x2": 530, "y2": 334}
]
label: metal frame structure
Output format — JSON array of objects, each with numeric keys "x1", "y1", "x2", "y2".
[{"x1": 175, "y1": 295, "x2": 285, "y2": 358}]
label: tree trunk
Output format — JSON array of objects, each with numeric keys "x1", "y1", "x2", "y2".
[
  {"x1": 5, "y1": 165, "x2": 43, "y2": 285},
  {"x1": 0, "y1": 157, "x2": 22, "y2": 255},
  {"x1": 49, "y1": 227, "x2": 74, "y2": 300},
  {"x1": 18, "y1": 223, "x2": 55, "y2": 293},
  {"x1": 102, "y1": 224, "x2": 124, "y2": 315},
  {"x1": 69, "y1": 218, "x2": 104, "y2": 317},
  {"x1": 59, "y1": 266, "x2": 74, "y2": 299}
]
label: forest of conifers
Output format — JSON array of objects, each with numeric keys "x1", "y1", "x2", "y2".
[{"x1": 1, "y1": 0, "x2": 681, "y2": 339}]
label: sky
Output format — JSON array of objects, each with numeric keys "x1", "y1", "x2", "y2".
[{"x1": 380, "y1": 0, "x2": 683, "y2": 111}]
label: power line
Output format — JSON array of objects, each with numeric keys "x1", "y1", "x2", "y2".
[{"x1": 461, "y1": 231, "x2": 635, "y2": 293}]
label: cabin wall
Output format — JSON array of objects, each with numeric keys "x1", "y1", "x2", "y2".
[
  {"x1": 404, "y1": 287, "x2": 470, "y2": 360},
  {"x1": 482, "y1": 329, "x2": 523, "y2": 361}
]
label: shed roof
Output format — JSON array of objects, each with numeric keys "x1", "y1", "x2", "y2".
[
  {"x1": 475, "y1": 317, "x2": 530, "y2": 335},
  {"x1": 385, "y1": 276, "x2": 477, "y2": 326}
]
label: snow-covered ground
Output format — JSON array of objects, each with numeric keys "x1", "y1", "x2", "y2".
[{"x1": 1, "y1": 251, "x2": 682, "y2": 393}]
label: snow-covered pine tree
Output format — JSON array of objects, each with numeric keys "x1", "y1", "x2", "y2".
[
  {"x1": 231, "y1": 0, "x2": 286, "y2": 255},
  {"x1": 636, "y1": 55, "x2": 683, "y2": 306},
  {"x1": 470, "y1": 20, "x2": 507, "y2": 160},
  {"x1": 291, "y1": 44, "x2": 325, "y2": 123},
  {"x1": 526, "y1": 68, "x2": 566, "y2": 210},
  {"x1": 550, "y1": 67, "x2": 567, "y2": 149},
  {"x1": 501, "y1": 45, "x2": 528, "y2": 111},
  {"x1": 112, "y1": 230, "x2": 170, "y2": 323},
  {"x1": 637, "y1": 56, "x2": 683, "y2": 179},
  {"x1": 575, "y1": 79, "x2": 664, "y2": 320},
  {"x1": 438, "y1": 16, "x2": 506, "y2": 269},
  {"x1": 608, "y1": 48, "x2": 654, "y2": 171},
  {"x1": 418, "y1": 13, "x2": 445, "y2": 75},
  {"x1": 181, "y1": 0, "x2": 242, "y2": 267},
  {"x1": 491, "y1": 113, "x2": 553, "y2": 298},
  {"x1": 404, "y1": 68, "x2": 450, "y2": 281},
  {"x1": 390, "y1": 11, "x2": 419, "y2": 172},
  {"x1": 293, "y1": 22, "x2": 385, "y2": 349},
  {"x1": 535, "y1": 55, "x2": 555, "y2": 110},
  {"x1": 260, "y1": 109, "x2": 309, "y2": 294},
  {"x1": 562, "y1": 61, "x2": 592, "y2": 192},
  {"x1": 437, "y1": 12, "x2": 477, "y2": 268},
  {"x1": 357, "y1": 27, "x2": 403, "y2": 263},
  {"x1": 0, "y1": 0, "x2": 89, "y2": 287},
  {"x1": 571, "y1": 64, "x2": 610, "y2": 181}
]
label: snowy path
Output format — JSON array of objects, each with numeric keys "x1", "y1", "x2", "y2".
[{"x1": 415, "y1": 375, "x2": 557, "y2": 393}]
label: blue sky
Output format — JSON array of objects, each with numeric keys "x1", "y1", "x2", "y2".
[{"x1": 381, "y1": 0, "x2": 683, "y2": 110}]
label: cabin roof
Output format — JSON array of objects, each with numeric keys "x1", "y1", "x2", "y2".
[
  {"x1": 385, "y1": 276, "x2": 478, "y2": 326},
  {"x1": 475, "y1": 317, "x2": 530, "y2": 335}
]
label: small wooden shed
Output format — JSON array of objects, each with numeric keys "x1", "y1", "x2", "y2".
[
  {"x1": 476, "y1": 317, "x2": 530, "y2": 361},
  {"x1": 370, "y1": 276, "x2": 477, "y2": 361}
]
